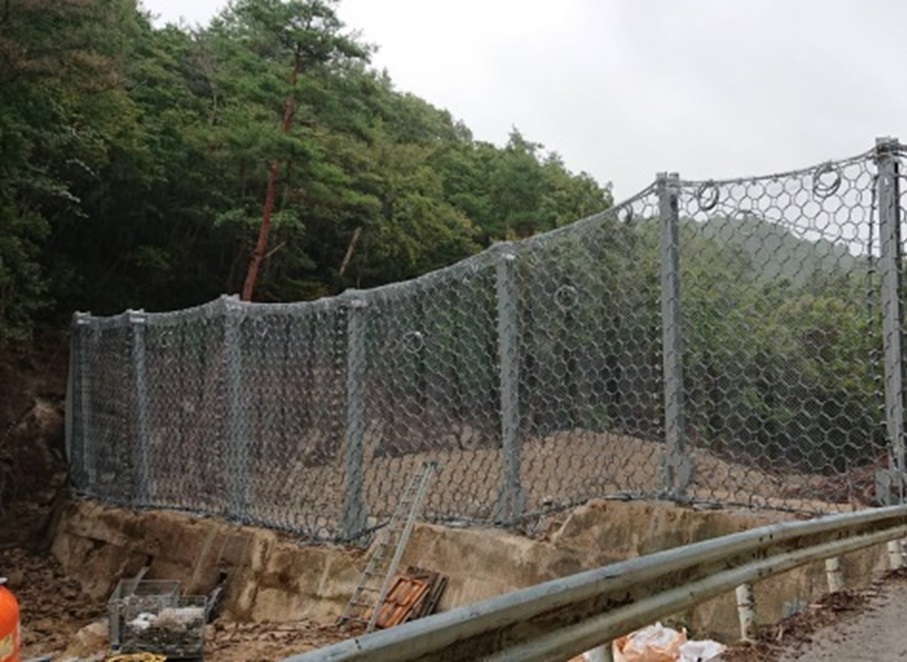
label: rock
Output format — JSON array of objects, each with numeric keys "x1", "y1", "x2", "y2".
[
  {"x1": 30, "y1": 617, "x2": 56, "y2": 634},
  {"x1": 5, "y1": 570, "x2": 25, "y2": 587},
  {"x1": 62, "y1": 619, "x2": 109, "y2": 658}
]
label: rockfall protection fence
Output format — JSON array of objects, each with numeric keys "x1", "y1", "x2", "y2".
[{"x1": 66, "y1": 138, "x2": 907, "y2": 542}]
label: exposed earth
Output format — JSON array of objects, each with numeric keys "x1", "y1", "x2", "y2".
[
  {"x1": 7, "y1": 547, "x2": 349, "y2": 661},
  {"x1": 724, "y1": 569, "x2": 907, "y2": 661}
]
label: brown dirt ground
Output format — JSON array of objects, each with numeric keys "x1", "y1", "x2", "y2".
[
  {"x1": 722, "y1": 569, "x2": 907, "y2": 661},
  {"x1": 211, "y1": 430, "x2": 862, "y2": 540},
  {"x1": 6, "y1": 545, "x2": 350, "y2": 661}
]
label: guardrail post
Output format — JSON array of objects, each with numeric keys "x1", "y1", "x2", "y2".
[
  {"x1": 495, "y1": 246, "x2": 524, "y2": 525},
  {"x1": 342, "y1": 296, "x2": 368, "y2": 540},
  {"x1": 887, "y1": 540, "x2": 905, "y2": 570},
  {"x1": 224, "y1": 294, "x2": 248, "y2": 522},
  {"x1": 735, "y1": 583, "x2": 757, "y2": 643},
  {"x1": 658, "y1": 172, "x2": 692, "y2": 498},
  {"x1": 585, "y1": 644, "x2": 614, "y2": 662},
  {"x1": 128, "y1": 309, "x2": 151, "y2": 506},
  {"x1": 824, "y1": 557, "x2": 845, "y2": 592},
  {"x1": 876, "y1": 137, "x2": 906, "y2": 505}
]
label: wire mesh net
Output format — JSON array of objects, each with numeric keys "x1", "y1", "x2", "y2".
[
  {"x1": 676, "y1": 154, "x2": 885, "y2": 509},
  {"x1": 67, "y1": 143, "x2": 907, "y2": 542}
]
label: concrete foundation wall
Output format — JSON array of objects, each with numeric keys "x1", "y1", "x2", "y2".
[{"x1": 52, "y1": 499, "x2": 890, "y2": 641}]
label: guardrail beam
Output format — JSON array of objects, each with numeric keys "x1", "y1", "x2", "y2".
[{"x1": 283, "y1": 505, "x2": 907, "y2": 662}]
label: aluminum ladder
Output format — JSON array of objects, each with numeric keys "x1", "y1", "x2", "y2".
[{"x1": 339, "y1": 461, "x2": 437, "y2": 632}]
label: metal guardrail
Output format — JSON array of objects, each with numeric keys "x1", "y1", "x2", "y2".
[{"x1": 283, "y1": 505, "x2": 907, "y2": 662}]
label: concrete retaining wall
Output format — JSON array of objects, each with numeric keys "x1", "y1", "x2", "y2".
[{"x1": 51, "y1": 499, "x2": 890, "y2": 640}]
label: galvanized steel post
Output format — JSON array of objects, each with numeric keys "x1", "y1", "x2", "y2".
[
  {"x1": 658, "y1": 172, "x2": 691, "y2": 498},
  {"x1": 129, "y1": 309, "x2": 151, "y2": 506},
  {"x1": 224, "y1": 294, "x2": 248, "y2": 522},
  {"x1": 584, "y1": 644, "x2": 614, "y2": 662},
  {"x1": 824, "y1": 557, "x2": 844, "y2": 593},
  {"x1": 887, "y1": 539, "x2": 904, "y2": 570},
  {"x1": 877, "y1": 138, "x2": 906, "y2": 504},
  {"x1": 342, "y1": 296, "x2": 368, "y2": 540},
  {"x1": 64, "y1": 320, "x2": 75, "y2": 482},
  {"x1": 70, "y1": 311, "x2": 93, "y2": 491},
  {"x1": 735, "y1": 583, "x2": 757, "y2": 643},
  {"x1": 495, "y1": 246, "x2": 524, "y2": 525}
]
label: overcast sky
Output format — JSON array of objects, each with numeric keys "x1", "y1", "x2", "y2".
[{"x1": 141, "y1": 0, "x2": 907, "y2": 201}]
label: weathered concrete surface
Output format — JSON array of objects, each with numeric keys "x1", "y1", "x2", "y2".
[{"x1": 51, "y1": 498, "x2": 892, "y2": 641}]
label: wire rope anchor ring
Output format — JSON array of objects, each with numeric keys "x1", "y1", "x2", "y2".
[
  {"x1": 157, "y1": 328, "x2": 174, "y2": 349},
  {"x1": 401, "y1": 330, "x2": 425, "y2": 354},
  {"x1": 696, "y1": 181, "x2": 720, "y2": 212},
  {"x1": 554, "y1": 285, "x2": 579, "y2": 311},
  {"x1": 251, "y1": 317, "x2": 269, "y2": 338},
  {"x1": 813, "y1": 162, "x2": 842, "y2": 198}
]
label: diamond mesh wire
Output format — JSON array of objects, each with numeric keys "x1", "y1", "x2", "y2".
[{"x1": 66, "y1": 144, "x2": 907, "y2": 542}]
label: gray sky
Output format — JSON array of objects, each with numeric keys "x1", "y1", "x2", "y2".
[{"x1": 141, "y1": 0, "x2": 907, "y2": 201}]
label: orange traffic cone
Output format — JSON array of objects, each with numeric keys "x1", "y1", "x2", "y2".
[{"x1": 0, "y1": 579, "x2": 19, "y2": 662}]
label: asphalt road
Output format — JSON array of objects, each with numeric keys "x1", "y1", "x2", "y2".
[{"x1": 780, "y1": 581, "x2": 907, "y2": 661}]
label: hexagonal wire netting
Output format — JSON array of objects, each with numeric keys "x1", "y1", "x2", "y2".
[{"x1": 67, "y1": 142, "x2": 907, "y2": 543}]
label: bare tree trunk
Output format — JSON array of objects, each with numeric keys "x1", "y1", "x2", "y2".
[
  {"x1": 339, "y1": 226, "x2": 362, "y2": 277},
  {"x1": 241, "y1": 54, "x2": 301, "y2": 301}
]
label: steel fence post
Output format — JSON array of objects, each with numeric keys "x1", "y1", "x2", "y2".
[
  {"x1": 68, "y1": 312, "x2": 93, "y2": 491},
  {"x1": 876, "y1": 137, "x2": 906, "y2": 505},
  {"x1": 224, "y1": 294, "x2": 248, "y2": 522},
  {"x1": 658, "y1": 172, "x2": 691, "y2": 498},
  {"x1": 342, "y1": 296, "x2": 368, "y2": 540},
  {"x1": 65, "y1": 319, "x2": 75, "y2": 481},
  {"x1": 81, "y1": 312, "x2": 99, "y2": 490},
  {"x1": 495, "y1": 245, "x2": 524, "y2": 525},
  {"x1": 129, "y1": 309, "x2": 151, "y2": 506}
]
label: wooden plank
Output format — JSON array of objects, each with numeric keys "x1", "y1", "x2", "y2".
[
  {"x1": 404, "y1": 566, "x2": 447, "y2": 621},
  {"x1": 364, "y1": 568, "x2": 449, "y2": 630},
  {"x1": 415, "y1": 575, "x2": 447, "y2": 620},
  {"x1": 364, "y1": 576, "x2": 430, "y2": 629},
  {"x1": 382, "y1": 578, "x2": 430, "y2": 628}
]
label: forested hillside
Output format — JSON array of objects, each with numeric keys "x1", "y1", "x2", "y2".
[{"x1": 0, "y1": 0, "x2": 612, "y2": 349}]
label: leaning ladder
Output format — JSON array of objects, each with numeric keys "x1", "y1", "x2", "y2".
[{"x1": 339, "y1": 461, "x2": 437, "y2": 632}]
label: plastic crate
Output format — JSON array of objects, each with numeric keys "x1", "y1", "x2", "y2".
[
  {"x1": 120, "y1": 595, "x2": 207, "y2": 659},
  {"x1": 108, "y1": 579, "x2": 181, "y2": 650}
]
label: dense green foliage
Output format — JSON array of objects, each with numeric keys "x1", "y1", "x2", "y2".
[
  {"x1": 677, "y1": 216, "x2": 884, "y2": 471},
  {"x1": 0, "y1": 0, "x2": 612, "y2": 345}
]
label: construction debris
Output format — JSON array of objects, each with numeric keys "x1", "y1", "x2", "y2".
[
  {"x1": 340, "y1": 463, "x2": 437, "y2": 631},
  {"x1": 604, "y1": 623, "x2": 726, "y2": 662},
  {"x1": 104, "y1": 653, "x2": 168, "y2": 662},
  {"x1": 613, "y1": 623, "x2": 687, "y2": 662},
  {"x1": 401, "y1": 567, "x2": 447, "y2": 621},
  {"x1": 121, "y1": 596, "x2": 206, "y2": 659},
  {"x1": 364, "y1": 566, "x2": 447, "y2": 629}
]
